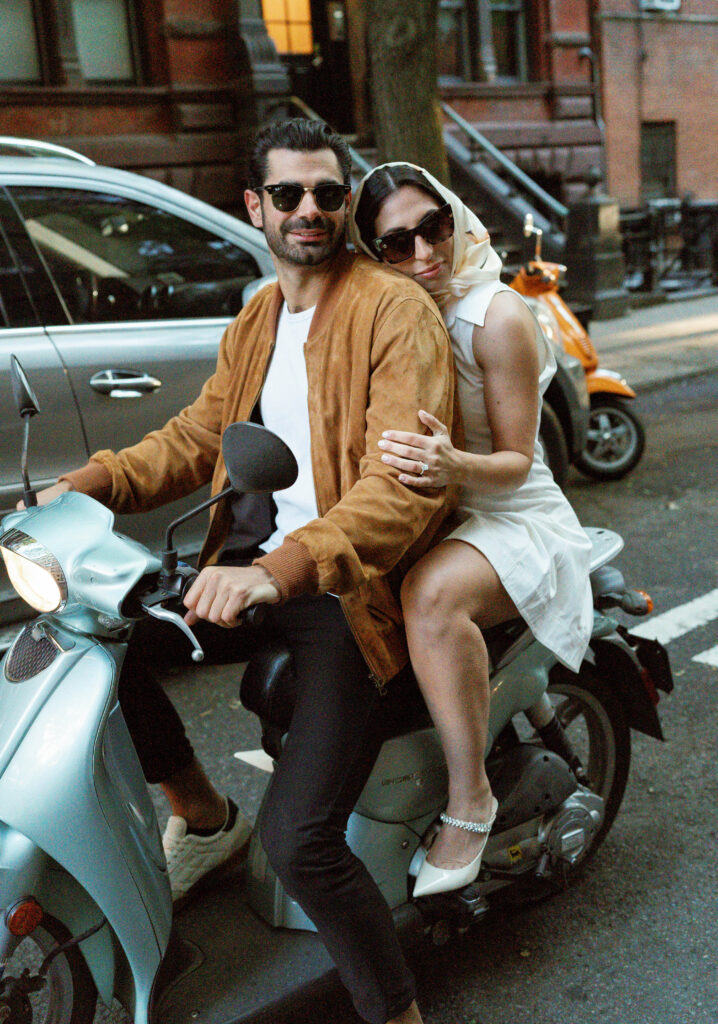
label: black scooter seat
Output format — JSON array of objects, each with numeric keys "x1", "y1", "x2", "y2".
[{"x1": 240, "y1": 616, "x2": 530, "y2": 751}]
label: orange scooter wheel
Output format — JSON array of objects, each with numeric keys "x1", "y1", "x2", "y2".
[{"x1": 575, "y1": 395, "x2": 646, "y2": 480}]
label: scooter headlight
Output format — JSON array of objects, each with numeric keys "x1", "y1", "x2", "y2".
[{"x1": 0, "y1": 529, "x2": 67, "y2": 613}]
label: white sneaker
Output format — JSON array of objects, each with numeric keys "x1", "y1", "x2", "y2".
[{"x1": 162, "y1": 797, "x2": 252, "y2": 903}]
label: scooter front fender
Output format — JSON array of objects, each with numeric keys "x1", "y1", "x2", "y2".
[
  {"x1": 0, "y1": 826, "x2": 116, "y2": 1006},
  {"x1": 586, "y1": 368, "x2": 637, "y2": 399},
  {"x1": 0, "y1": 635, "x2": 170, "y2": 1023}
]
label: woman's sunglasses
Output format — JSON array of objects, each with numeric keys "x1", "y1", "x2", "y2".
[
  {"x1": 257, "y1": 183, "x2": 351, "y2": 213},
  {"x1": 372, "y1": 204, "x2": 454, "y2": 264}
]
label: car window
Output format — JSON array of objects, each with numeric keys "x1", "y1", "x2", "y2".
[
  {"x1": 8, "y1": 186, "x2": 261, "y2": 324},
  {"x1": 0, "y1": 189, "x2": 66, "y2": 328}
]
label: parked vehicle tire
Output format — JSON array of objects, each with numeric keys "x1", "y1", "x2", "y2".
[
  {"x1": 547, "y1": 664, "x2": 631, "y2": 856},
  {"x1": 575, "y1": 395, "x2": 646, "y2": 481},
  {"x1": 539, "y1": 402, "x2": 569, "y2": 489},
  {"x1": 0, "y1": 913, "x2": 97, "y2": 1024}
]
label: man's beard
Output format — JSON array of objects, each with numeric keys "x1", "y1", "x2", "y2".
[{"x1": 263, "y1": 215, "x2": 345, "y2": 267}]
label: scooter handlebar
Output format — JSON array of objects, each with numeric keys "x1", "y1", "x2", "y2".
[{"x1": 174, "y1": 564, "x2": 267, "y2": 627}]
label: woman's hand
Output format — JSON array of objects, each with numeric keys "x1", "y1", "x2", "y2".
[
  {"x1": 183, "y1": 564, "x2": 280, "y2": 628},
  {"x1": 378, "y1": 410, "x2": 464, "y2": 488}
]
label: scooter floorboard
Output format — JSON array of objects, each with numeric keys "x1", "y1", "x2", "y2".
[
  {"x1": 155, "y1": 875, "x2": 424, "y2": 1023},
  {"x1": 156, "y1": 880, "x2": 331, "y2": 1023}
]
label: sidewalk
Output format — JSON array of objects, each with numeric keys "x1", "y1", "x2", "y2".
[{"x1": 590, "y1": 292, "x2": 718, "y2": 392}]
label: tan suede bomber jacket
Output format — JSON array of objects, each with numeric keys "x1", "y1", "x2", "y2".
[{"x1": 63, "y1": 248, "x2": 461, "y2": 685}]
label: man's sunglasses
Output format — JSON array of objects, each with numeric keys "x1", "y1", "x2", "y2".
[
  {"x1": 373, "y1": 203, "x2": 454, "y2": 264},
  {"x1": 256, "y1": 182, "x2": 351, "y2": 213}
]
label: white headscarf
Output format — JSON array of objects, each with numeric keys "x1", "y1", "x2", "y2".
[{"x1": 347, "y1": 162, "x2": 503, "y2": 322}]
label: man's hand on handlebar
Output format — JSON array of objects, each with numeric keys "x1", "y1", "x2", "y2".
[
  {"x1": 183, "y1": 564, "x2": 280, "y2": 628},
  {"x1": 17, "y1": 479, "x2": 73, "y2": 510}
]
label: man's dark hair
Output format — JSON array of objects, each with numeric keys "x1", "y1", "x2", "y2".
[{"x1": 249, "y1": 118, "x2": 352, "y2": 188}]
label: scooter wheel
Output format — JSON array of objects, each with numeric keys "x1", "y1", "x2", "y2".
[
  {"x1": 539, "y1": 403, "x2": 569, "y2": 490},
  {"x1": 548, "y1": 664, "x2": 631, "y2": 855},
  {"x1": 0, "y1": 914, "x2": 97, "y2": 1024},
  {"x1": 575, "y1": 396, "x2": 646, "y2": 480}
]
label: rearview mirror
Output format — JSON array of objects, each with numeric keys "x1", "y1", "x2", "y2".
[
  {"x1": 222, "y1": 421, "x2": 298, "y2": 494},
  {"x1": 10, "y1": 355, "x2": 41, "y2": 418}
]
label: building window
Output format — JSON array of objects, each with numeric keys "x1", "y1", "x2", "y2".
[
  {"x1": 490, "y1": 0, "x2": 527, "y2": 81},
  {"x1": 436, "y1": 1, "x2": 529, "y2": 85},
  {"x1": 0, "y1": 0, "x2": 141, "y2": 86},
  {"x1": 261, "y1": 0, "x2": 314, "y2": 56},
  {"x1": 0, "y1": 0, "x2": 42, "y2": 82},
  {"x1": 71, "y1": 0, "x2": 136, "y2": 82},
  {"x1": 641, "y1": 122, "x2": 677, "y2": 201},
  {"x1": 438, "y1": 1, "x2": 472, "y2": 82}
]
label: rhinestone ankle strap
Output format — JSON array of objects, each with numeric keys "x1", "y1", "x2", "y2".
[{"x1": 439, "y1": 811, "x2": 494, "y2": 834}]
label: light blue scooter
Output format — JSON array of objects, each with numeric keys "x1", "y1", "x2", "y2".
[{"x1": 0, "y1": 358, "x2": 673, "y2": 1024}]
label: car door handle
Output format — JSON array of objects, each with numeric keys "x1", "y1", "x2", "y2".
[{"x1": 90, "y1": 369, "x2": 162, "y2": 398}]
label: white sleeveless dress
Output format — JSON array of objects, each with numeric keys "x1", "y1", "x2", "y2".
[{"x1": 444, "y1": 281, "x2": 593, "y2": 671}]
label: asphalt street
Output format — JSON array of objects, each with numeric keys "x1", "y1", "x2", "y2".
[{"x1": 91, "y1": 371, "x2": 718, "y2": 1024}]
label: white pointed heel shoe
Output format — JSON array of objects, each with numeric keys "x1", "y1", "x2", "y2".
[{"x1": 412, "y1": 796, "x2": 499, "y2": 899}]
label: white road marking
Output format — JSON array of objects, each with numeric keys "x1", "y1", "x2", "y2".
[
  {"x1": 234, "y1": 748, "x2": 274, "y2": 773},
  {"x1": 629, "y1": 588, "x2": 718, "y2": 645},
  {"x1": 692, "y1": 645, "x2": 718, "y2": 668}
]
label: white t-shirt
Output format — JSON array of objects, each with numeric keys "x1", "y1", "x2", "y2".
[{"x1": 260, "y1": 302, "x2": 318, "y2": 554}]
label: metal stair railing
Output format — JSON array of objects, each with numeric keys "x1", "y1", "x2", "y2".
[{"x1": 440, "y1": 101, "x2": 568, "y2": 227}]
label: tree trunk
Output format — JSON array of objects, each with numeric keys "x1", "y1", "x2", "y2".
[{"x1": 366, "y1": 0, "x2": 449, "y2": 184}]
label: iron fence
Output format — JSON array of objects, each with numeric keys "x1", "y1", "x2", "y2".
[{"x1": 621, "y1": 197, "x2": 718, "y2": 293}]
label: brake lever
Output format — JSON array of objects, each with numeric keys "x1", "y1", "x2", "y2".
[{"x1": 142, "y1": 602, "x2": 205, "y2": 662}]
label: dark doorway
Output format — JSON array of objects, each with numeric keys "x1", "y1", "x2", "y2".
[
  {"x1": 641, "y1": 121, "x2": 677, "y2": 201},
  {"x1": 260, "y1": 0, "x2": 355, "y2": 133}
]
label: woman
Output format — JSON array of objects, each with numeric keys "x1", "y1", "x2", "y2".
[{"x1": 348, "y1": 165, "x2": 593, "y2": 898}]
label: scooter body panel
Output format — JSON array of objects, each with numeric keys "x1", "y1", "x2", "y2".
[
  {"x1": 485, "y1": 640, "x2": 554, "y2": 746},
  {"x1": 586, "y1": 368, "x2": 637, "y2": 399},
  {"x1": 36, "y1": 862, "x2": 118, "y2": 1006},
  {"x1": 1, "y1": 495, "x2": 161, "y2": 637},
  {"x1": 247, "y1": 639, "x2": 556, "y2": 931},
  {"x1": 0, "y1": 636, "x2": 170, "y2": 1024}
]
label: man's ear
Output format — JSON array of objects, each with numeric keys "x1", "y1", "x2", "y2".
[{"x1": 245, "y1": 188, "x2": 263, "y2": 229}]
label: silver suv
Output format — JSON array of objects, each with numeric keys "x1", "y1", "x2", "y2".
[{"x1": 0, "y1": 140, "x2": 274, "y2": 623}]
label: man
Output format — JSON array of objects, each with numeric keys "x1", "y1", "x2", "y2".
[{"x1": 38, "y1": 119, "x2": 457, "y2": 1024}]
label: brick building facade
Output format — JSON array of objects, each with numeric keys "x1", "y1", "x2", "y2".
[
  {"x1": 0, "y1": 0, "x2": 290, "y2": 217},
  {"x1": 433, "y1": 0, "x2": 604, "y2": 204},
  {"x1": 2, "y1": 2, "x2": 714, "y2": 215},
  {"x1": 596, "y1": 0, "x2": 718, "y2": 206}
]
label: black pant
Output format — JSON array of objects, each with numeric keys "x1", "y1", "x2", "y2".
[{"x1": 118, "y1": 593, "x2": 416, "y2": 1024}]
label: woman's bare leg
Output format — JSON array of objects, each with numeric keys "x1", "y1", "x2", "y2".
[{"x1": 401, "y1": 540, "x2": 518, "y2": 868}]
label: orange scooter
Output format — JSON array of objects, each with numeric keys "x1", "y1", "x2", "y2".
[{"x1": 511, "y1": 215, "x2": 645, "y2": 481}]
